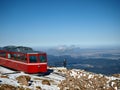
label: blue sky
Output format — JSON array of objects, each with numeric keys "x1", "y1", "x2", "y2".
[{"x1": 0, "y1": 0, "x2": 120, "y2": 48}]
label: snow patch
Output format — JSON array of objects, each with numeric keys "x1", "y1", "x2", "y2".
[{"x1": 0, "y1": 78, "x2": 19, "y2": 87}]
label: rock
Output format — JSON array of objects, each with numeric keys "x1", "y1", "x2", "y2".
[
  {"x1": 0, "y1": 84, "x2": 16, "y2": 90},
  {"x1": 0, "y1": 75, "x2": 9, "y2": 78},
  {"x1": 109, "y1": 79, "x2": 120, "y2": 90},
  {"x1": 16, "y1": 75, "x2": 31, "y2": 86},
  {"x1": 58, "y1": 69, "x2": 120, "y2": 90},
  {"x1": 42, "y1": 80, "x2": 50, "y2": 85},
  {"x1": 16, "y1": 86, "x2": 31, "y2": 90},
  {"x1": 112, "y1": 74, "x2": 120, "y2": 78},
  {"x1": 0, "y1": 66, "x2": 120, "y2": 90},
  {"x1": 36, "y1": 86, "x2": 42, "y2": 90}
]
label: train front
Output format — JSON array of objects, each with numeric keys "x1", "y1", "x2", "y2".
[{"x1": 26, "y1": 52, "x2": 48, "y2": 73}]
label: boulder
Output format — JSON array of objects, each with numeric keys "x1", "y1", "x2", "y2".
[{"x1": 16, "y1": 75, "x2": 31, "y2": 86}]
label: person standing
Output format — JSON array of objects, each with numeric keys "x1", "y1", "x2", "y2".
[{"x1": 63, "y1": 58, "x2": 67, "y2": 67}]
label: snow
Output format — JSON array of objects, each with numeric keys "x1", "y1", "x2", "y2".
[
  {"x1": 0, "y1": 78, "x2": 19, "y2": 87},
  {"x1": 31, "y1": 81, "x2": 60, "y2": 90},
  {"x1": 111, "y1": 81, "x2": 115, "y2": 87},
  {"x1": 38, "y1": 84, "x2": 59, "y2": 90},
  {"x1": 45, "y1": 73, "x2": 65, "y2": 81},
  {"x1": 70, "y1": 70, "x2": 77, "y2": 77},
  {"x1": 0, "y1": 66, "x2": 14, "y2": 74},
  {"x1": 0, "y1": 66, "x2": 120, "y2": 90},
  {"x1": 107, "y1": 76, "x2": 120, "y2": 80},
  {"x1": 0, "y1": 66, "x2": 66, "y2": 90},
  {"x1": 8, "y1": 72, "x2": 28, "y2": 80},
  {"x1": 88, "y1": 74, "x2": 93, "y2": 79}
]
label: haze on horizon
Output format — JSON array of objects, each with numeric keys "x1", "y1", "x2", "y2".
[{"x1": 0, "y1": 0, "x2": 120, "y2": 48}]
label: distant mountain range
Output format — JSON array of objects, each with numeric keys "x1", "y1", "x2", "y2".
[
  {"x1": 36, "y1": 45, "x2": 120, "y2": 60},
  {"x1": 47, "y1": 54, "x2": 120, "y2": 75},
  {"x1": 33, "y1": 45, "x2": 120, "y2": 75}
]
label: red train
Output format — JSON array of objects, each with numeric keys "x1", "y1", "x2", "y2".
[{"x1": 0, "y1": 46, "x2": 47, "y2": 73}]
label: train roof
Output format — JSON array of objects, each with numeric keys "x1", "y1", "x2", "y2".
[{"x1": 2, "y1": 46, "x2": 46, "y2": 54}]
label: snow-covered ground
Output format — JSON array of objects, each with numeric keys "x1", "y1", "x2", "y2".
[
  {"x1": 0, "y1": 66, "x2": 66, "y2": 90},
  {"x1": 0, "y1": 66, "x2": 120, "y2": 90}
]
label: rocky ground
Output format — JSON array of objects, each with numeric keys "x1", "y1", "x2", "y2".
[{"x1": 0, "y1": 66, "x2": 120, "y2": 90}]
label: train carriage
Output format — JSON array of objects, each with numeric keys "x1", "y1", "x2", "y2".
[{"x1": 0, "y1": 46, "x2": 47, "y2": 73}]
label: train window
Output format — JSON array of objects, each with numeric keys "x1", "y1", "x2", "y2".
[
  {"x1": 8, "y1": 54, "x2": 11, "y2": 58},
  {"x1": 0, "y1": 52, "x2": 6, "y2": 58},
  {"x1": 17, "y1": 54, "x2": 26, "y2": 62},
  {"x1": 9, "y1": 53, "x2": 27, "y2": 62},
  {"x1": 29, "y1": 56, "x2": 37, "y2": 63},
  {"x1": 39, "y1": 56, "x2": 47, "y2": 63},
  {"x1": 13, "y1": 54, "x2": 17, "y2": 59}
]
